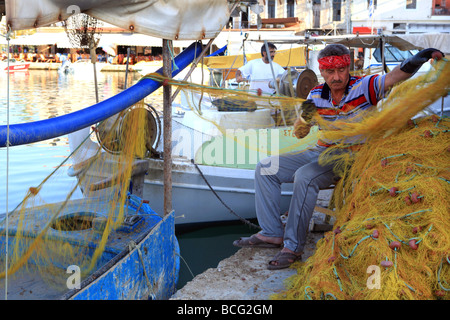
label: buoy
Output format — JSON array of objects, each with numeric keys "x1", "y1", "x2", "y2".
[
  {"x1": 408, "y1": 239, "x2": 418, "y2": 250},
  {"x1": 389, "y1": 241, "x2": 401, "y2": 250},
  {"x1": 381, "y1": 260, "x2": 393, "y2": 268},
  {"x1": 389, "y1": 187, "x2": 398, "y2": 197}
]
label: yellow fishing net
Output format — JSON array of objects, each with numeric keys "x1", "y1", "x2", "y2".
[
  {"x1": 0, "y1": 100, "x2": 155, "y2": 298},
  {"x1": 272, "y1": 59, "x2": 450, "y2": 300}
]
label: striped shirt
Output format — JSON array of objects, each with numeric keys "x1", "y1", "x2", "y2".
[{"x1": 307, "y1": 74, "x2": 386, "y2": 146}]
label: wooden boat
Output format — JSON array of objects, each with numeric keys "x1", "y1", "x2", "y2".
[{"x1": 0, "y1": 197, "x2": 179, "y2": 300}]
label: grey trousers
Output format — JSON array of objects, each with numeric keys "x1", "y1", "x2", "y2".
[{"x1": 254, "y1": 146, "x2": 342, "y2": 253}]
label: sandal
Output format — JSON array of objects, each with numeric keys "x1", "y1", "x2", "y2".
[
  {"x1": 233, "y1": 234, "x2": 281, "y2": 248},
  {"x1": 267, "y1": 251, "x2": 301, "y2": 270}
]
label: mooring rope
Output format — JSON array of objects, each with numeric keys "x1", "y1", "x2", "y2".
[{"x1": 191, "y1": 159, "x2": 261, "y2": 230}]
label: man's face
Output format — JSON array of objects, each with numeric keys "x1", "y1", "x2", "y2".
[
  {"x1": 320, "y1": 66, "x2": 350, "y2": 91},
  {"x1": 262, "y1": 48, "x2": 276, "y2": 63}
]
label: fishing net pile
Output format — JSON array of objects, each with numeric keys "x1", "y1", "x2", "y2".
[
  {"x1": 0, "y1": 101, "x2": 155, "y2": 296},
  {"x1": 274, "y1": 59, "x2": 450, "y2": 300}
]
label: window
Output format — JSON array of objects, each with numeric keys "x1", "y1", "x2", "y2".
[
  {"x1": 373, "y1": 45, "x2": 415, "y2": 63},
  {"x1": 333, "y1": 0, "x2": 342, "y2": 21},
  {"x1": 268, "y1": 0, "x2": 276, "y2": 18},
  {"x1": 287, "y1": 0, "x2": 295, "y2": 17},
  {"x1": 406, "y1": 0, "x2": 417, "y2": 9}
]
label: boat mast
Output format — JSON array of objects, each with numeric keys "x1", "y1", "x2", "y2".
[{"x1": 162, "y1": 39, "x2": 173, "y2": 216}]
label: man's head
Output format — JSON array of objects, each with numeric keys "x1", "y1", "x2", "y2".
[
  {"x1": 261, "y1": 42, "x2": 277, "y2": 63},
  {"x1": 318, "y1": 44, "x2": 351, "y2": 92}
]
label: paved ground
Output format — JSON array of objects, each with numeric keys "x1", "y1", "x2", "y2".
[
  {"x1": 171, "y1": 190, "x2": 333, "y2": 300},
  {"x1": 171, "y1": 231, "x2": 324, "y2": 300}
]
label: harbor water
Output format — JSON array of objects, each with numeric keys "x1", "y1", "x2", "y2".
[{"x1": 0, "y1": 68, "x2": 255, "y2": 292}]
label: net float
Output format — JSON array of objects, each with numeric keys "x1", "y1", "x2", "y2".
[
  {"x1": 411, "y1": 192, "x2": 421, "y2": 203},
  {"x1": 409, "y1": 239, "x2": 418, "y2": 250},
  {"x1": 389, "y1": 241, "x2": 401, "y2": 250},
  {"x1": 434, "y1": 290, "x2": 446, "y2": 297},
  {"x1": 432, "y1": 51, "x2": 444, "y2": 60},
  {"x1": 389, "y1": 187, "x2": 398, "y2": 197},
  {"x1": 430, "y1": 114, "x2": 439, "y2": 123},
  {"x1": 372, "y1": 230, "x2": 379, "y2": 239},
  {"x1": 404, "y1": 196, "x2": 412, "y2": 206},
  {"x1": 380, "y1": 260, "x2": 393, "y2": 268},
  {"x1": 412, "y1": 226, "x2": 422, "y2": 234},
  {"x1": 327, "y1": 256, "x2": 336, "y2": 264},
  {"x1": 333, "y1": 226, "x2": 341, "y2": 234}
]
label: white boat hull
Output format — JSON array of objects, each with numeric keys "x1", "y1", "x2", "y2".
[
  {"x1": 143, "y1": 157, "x2": 293, "y2": 227},
  {"x1": 1, "y1": 62, "x2": 30, "y2": 72}
]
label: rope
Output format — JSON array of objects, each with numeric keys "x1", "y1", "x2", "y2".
[
  {"x1": 191, "y1": 160, "x2": 261, "y2": 230},
  {"x1": 128, "y1": 240, "x2": 156, "y2": 299}
]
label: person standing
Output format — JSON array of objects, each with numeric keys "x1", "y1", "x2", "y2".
[
  {"x1": 233, "y1": 44, "x2": 445, "y2": 269},
  {"x1": 235, "y1": 42, "x2": 285, "y2": 95}
]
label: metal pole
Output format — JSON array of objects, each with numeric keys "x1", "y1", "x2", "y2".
[
  {"x1": 263, "y1": 40, "x2": 280, "y2": 95},
  {"x1": 171, "y1": 39, "x2": 214, "y2": 102},
  {"x1": 264, "y1": 40, "x2": 286, "y2": 126},
  {"x1": 90, "y1": 46, "x2": 99, "y2": 103},
  {"x1": 162, "y1": 39, "x2": 173, "y2": 216},
  {"x1": 125, "y1": 47, "x2": 131, "y2": 89}
]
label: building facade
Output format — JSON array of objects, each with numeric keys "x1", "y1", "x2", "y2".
[{"x1": 235, "y1": 0, "x2": 449, "y2": 35}]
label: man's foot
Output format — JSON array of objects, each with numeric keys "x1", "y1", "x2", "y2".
[
  {"x1": 267, "y1": 248, "x2": 302, "y2": 270},
  {"x1": 233, "y1": 234, "x2": 282, "y2": 248}
]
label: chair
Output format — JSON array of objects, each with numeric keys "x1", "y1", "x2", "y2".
[{"x1": 37, "y1": 54, "x2": 48, "y2": 62}]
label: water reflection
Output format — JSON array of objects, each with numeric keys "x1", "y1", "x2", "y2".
[
  {"x1": 0, "y1": 69, "x2": 142, "y2": 212},
  {"x1": 0, "y1": 69, "x2": 142, "y2": 124}
]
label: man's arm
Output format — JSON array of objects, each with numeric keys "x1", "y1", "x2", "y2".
[
  {"x1": 383, "y1": 65, "x2": 412, "y2": 91},
  {"x1": 384, "y1": 48, "x2": 444, "y2": 90}
]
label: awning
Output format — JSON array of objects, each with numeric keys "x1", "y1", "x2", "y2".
[
  {"x1": 96, "y1": 33, "x2": 196, "y2": 48},
  {"x1": 6, "y1": 0, "x2": 231, "y2": 41},
  {"x1": 8, "y1": 31, "x2": 204, "y2": 48},
  {"x1": 203, "y1": 46, "x2": 307, "y2": 70},
  {"x1": 287, "y1": 33, "x2": 450, "y2": 55}
]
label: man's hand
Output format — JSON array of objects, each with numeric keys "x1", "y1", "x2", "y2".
[
  {"x1": 293, "y1": 116, "x2": 312, "y2": 139},
  {"x1": 386, "y1": 48, "x2": 445, "y2": 90},
  {"x1": 400, "y1": 48, "x2": 445, "y2": 74},
  {"x1": 235, "y1": 70, "x2": 245, "y2": 83}
]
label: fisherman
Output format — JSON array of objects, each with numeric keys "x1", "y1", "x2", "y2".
[
  {"x1": 235, "y1": 42, "x2": 285, "y2": 95},
  {"x1": 233, "y1": 44, "x2": 445, "y2": 269}
]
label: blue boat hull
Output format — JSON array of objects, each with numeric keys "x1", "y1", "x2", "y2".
[
  {"x1": 0, "y1": 198, "x2": 179, "y2": 300},
  {"x1": 65, "y1": 211, "x2": 179, "y2": 300}
]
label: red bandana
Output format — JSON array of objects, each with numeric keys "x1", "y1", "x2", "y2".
[{"x1": 318, "y1": 54, "x2": 351, "y2": 69}]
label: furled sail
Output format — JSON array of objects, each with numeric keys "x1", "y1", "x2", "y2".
[{"x1": 6, "y1": 0, "x2": 231, "y2": 40}]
